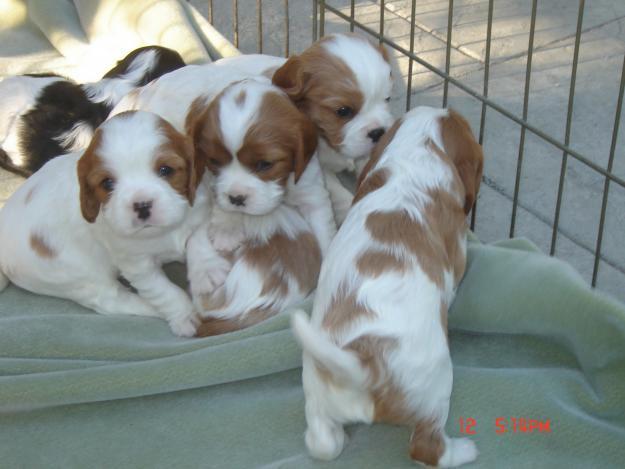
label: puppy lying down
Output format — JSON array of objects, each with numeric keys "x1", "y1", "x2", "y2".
[
  {"x1": 292, "y1": 106, "x2": 483, "y2": 466},
  {"x1": 0, "y1": 111, "x2": 204, "y2": 336}
]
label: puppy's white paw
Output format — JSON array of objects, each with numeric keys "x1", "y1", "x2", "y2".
[
  {"x1": 189, "y1": 257, "x2": 231, "y2": 307},
  {"x1": 209, "y1": 228, "x2": 244, "y2": 253},
  {"x1": 439, "y1": 437, "x2": 478, "y2": 467},
  {"x1": 168, "y1": 313, "x2": 198, "y2": 337},
  {"x1": 305, "y1": 425, "x2": 345, "y2": 461}
]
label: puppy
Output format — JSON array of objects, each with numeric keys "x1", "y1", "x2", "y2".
[
  {"x1": 110, "y1": 65, "x2": 337, "y2": 256},
  {"x1": 185, "y1": 79, "x2": 322, "y2": 335},
  {"x1": 291, "y1": 106, "x2": 483, "y2": 466},
  {"x1": 0, "y1": 46, "x2": 185, "y2": 176},
  {"x1": 216, "y1": 33, "x2": 395, "y2": 224},
  {"x1": 0, "y1": 111, "x2": 205, "y2": 336}
]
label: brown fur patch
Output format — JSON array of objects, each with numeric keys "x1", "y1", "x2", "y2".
[
  {"x1": 409, "y1": 419, "x2": 446, "y2": 466},
  {"x1": 322, "y1": 291, "x2": 375, "y2": 333},
  {"x1": 343, "y1": 334, "x2": 414, "y2": 425},
  {"x1": 195, "y1": 307, "x2": 275, "y2": 337},
  {"x1": 352, "y1": 168, "x2": 389, "y2": 206},
  {"x1": 76, "y1": 129, "x2": 109, "y2": 223},
  {"x1": 156, "y1": 119, "x2": 198, "y2": 204},
  {"x1": 30, "y1": 233, "x2": 56, "y2": 258},
  {"x1": 243, "y1": 232, "x2": 321, "y2": 296},
  {"x1": 235, "y1": 89, "x2": 247, "y2": 106},
  {"x1": 356, "y1": 250, "x2": 406, "y2": 278},
  {"x1": 440, "y1": 110, "x2": 484, "y2": 214},
  {"x1": 356, "y1": 118, "x2": 402, "y2": 189},
  {"x1": 272, "y1": 36, "x2": 364, "y2": 151},
  {"x1": 238, "y1": 91, "x2": 318, "y2": 184},
  {"x1": 190, "y1": 89, "x2": 317, "y2": 185}
]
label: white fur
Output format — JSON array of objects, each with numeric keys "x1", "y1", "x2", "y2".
[
  {"x1": 291, "y1": 106, "x2": 477, "y2": 466},
  {"x1": 54, "y1": 120, "x2": 95, "y2": 153},
  {"x1": 83, "y1": 49, "x2": 159, "y2": 106},
  {"x1": 0, "y1": 112, "x2": 208, "y2": 336}
]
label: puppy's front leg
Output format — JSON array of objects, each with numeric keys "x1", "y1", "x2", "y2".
[
  {"x1": 118, "y1": 257, "x2": 197, "y2": 337},
  {"x1": 323, "y1": 170, "x2": 355, "y2": 228},
  {"x1": 186, "y1": 222, "x2": 232, "y2": 311},
  {"x1": 287, "y1": 156, "x2": 337, "y2": 256}
]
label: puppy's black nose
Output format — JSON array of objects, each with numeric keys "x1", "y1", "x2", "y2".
[
  {"x1": 367, "y1": 127, "x2": 386, "y2": 143},
  {"x1": 133, "y1": 200, "x2": 153, "y2": 220},
  {"x1": 229, "y1": 194, "x2": 247, "y2": 207}
]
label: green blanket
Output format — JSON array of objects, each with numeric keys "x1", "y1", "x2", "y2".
[{"x1": 1, "y1": 238, "x2": 624, "y2": 468}]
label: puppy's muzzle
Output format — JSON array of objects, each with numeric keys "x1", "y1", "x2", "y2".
[{"x1": 228, "y1": 194, "x2": 247, "y2": 207}]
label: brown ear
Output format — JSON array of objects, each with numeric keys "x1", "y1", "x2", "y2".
[
  {"x1": 76, "y1": 130, "x2": 103, "y2": 223},
  {"x1": 440, "y1": 110, "x2": 484, "y2": 214},
  {"x1": 159, "y1": 118, "x2": 199, "y2": 205},
  {"x1": 356, "y1": 118, "x2": 402, "y2": 189},
  {"x1": 272, "y1": 56, "x2": 307, "y2": 101},
  {"x1": 293, "y1": 114, "x2": 318, "y2": 183}
]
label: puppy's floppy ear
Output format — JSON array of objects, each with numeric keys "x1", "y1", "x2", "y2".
[
  {"x1": 159, "y1": 118, "x2": 198, "y2": 205},
  {"x1": 440, "y1": 110, "x2": 484, "y2": 214},
  {"x1": 76, "y1": 129, "x2": 103, "y2": 223},
  {"x1": 272, "y1": 56, "x2": 307, "y2": 101},
  {"x1": 293, "y1": 114, "x2": 318, "y2": 183}
]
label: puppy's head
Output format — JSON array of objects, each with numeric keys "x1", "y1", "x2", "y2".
[
  {"x1": 77, "y1": 111, "x2": 198, "y2": 236},
  {"x1": 273, "y1": 33, "x2": 394, "y2": 160},
  {"x1": 189, "y1": 79, "x2": 318, "y2": 216},
  {"x1": 102, "y1": 46, "x2": 186, "y2": 86}
]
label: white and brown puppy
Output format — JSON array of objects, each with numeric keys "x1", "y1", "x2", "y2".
[
  {"x1": 185, "y1": 79, "x2": 323, "y2": 335},
  {"x1": 0, "y1": 111, "x2": 205, "y2": 336},
  {"x1": 291, "y1": 106, "x2": 483, "y2": 466},
  {"x1": 216, "y1": 33, "x2": 395, "y2": 224}
]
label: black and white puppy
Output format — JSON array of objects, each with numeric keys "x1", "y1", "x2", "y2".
[{"x1": 0, "y1": 46, "x2": 185, "y2": 176}]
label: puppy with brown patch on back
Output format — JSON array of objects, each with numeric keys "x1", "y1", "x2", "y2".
[
  {"x1": 0, "y1": 111, "x2": 209, "y2": 336},
  {"x1": 291, "y1": 106, "x2": 483, "y2": 466},
  {"x1": 184, "y1": 79, "x2": 323, "y2": 336},
  {"x1": 216, "y1": 33, "x2": 396, "y2": 225}
]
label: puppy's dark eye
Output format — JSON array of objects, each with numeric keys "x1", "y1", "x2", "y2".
[
  {"x1": 255, "y1": 160, "x2": 274, "y2": 172},
  {"x1": 208, "y1": 157, "x2": 221, "y2": 166},
  {"x1": 385, "y1": 97, "x2": 391, "y2": 102},
  {"x1": 158, "y1": 165, "x2": 174, "y2": 177},
  {"x1": 101, "y1": 178, "x2": 115, "y2": 192},
  {"x1": 336, "y1": 106, "x2": 354, "y2": 118}
]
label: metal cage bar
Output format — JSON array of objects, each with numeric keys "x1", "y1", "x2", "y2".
[
  {"x1": 319, "y1": 0, "x2": 325, "y2": 38},
  {"x1": 284, "y1": 0, "x2": 290, "y2": 57},
  {"x1": 442, "y1": 0, "x2": 454, "y2": 107},
  {"x1": 207, "y1": 0, "x2": 213, "y2": 24},
  {"x1": 471, "y1": 0, "x2": 494, "y2": 230},
  {"x1": 592, "y1": 53, "x2": 625, "y2": 286},
  {"x1": 510, "y1": 0, "x2": 538, "y2": 237},
  {"x1": 378, "y1": 0, "x2": 385, "y2": 46},
  {"x1": 232, "y1": 0, "x2": 239, "y2": 48},
  {"x1": 550, "y1": 0, "x2": 586, "y2": 255},
  {"x1": 257, "y1": 0, "x2": 263, "y2": 54},
  {"x1": 405, "y1": 0, "x2": 417, "y2": 112},
  {"x1": 349, "y1": 0, "x2": 355, "y2": 33}
]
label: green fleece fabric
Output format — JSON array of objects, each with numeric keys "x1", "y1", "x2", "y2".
[{"x1": 1, "y1": 238, "x2": 624, "y2": 468}]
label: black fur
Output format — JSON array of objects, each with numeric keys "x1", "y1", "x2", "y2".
[
  {"x1": 102, "y1": 46, "x2": 185, "y2": 86},
  {"x1": 0, "y1": 46, "x2": 186, "y2": 177},
  {"x1": 15, "y1": 81, "x2": 111, "y2": 174}
]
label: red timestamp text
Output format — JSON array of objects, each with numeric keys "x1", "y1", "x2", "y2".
[{"x1": 459, "y1": 417, "x2": 552, "y2": 435}]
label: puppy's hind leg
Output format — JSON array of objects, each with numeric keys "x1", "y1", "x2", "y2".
[
  {"x1": 409, "y1": 420, "x2": 477, "y2": 468},
  {"x1": 301, "y1": 354, "x2": 347, "y2": 461}
]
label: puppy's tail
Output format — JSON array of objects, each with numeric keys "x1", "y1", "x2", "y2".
[
  {"x1": 0, "y1": 269, "x2": 9, "y2": 292},
  {"x1": 291, "y1": 310, "x2": 368, "y2": 387}
]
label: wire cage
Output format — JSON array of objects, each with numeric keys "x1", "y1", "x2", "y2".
[{"x1": 197, "y1": 0, "x2": 625, "y2": 301}]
